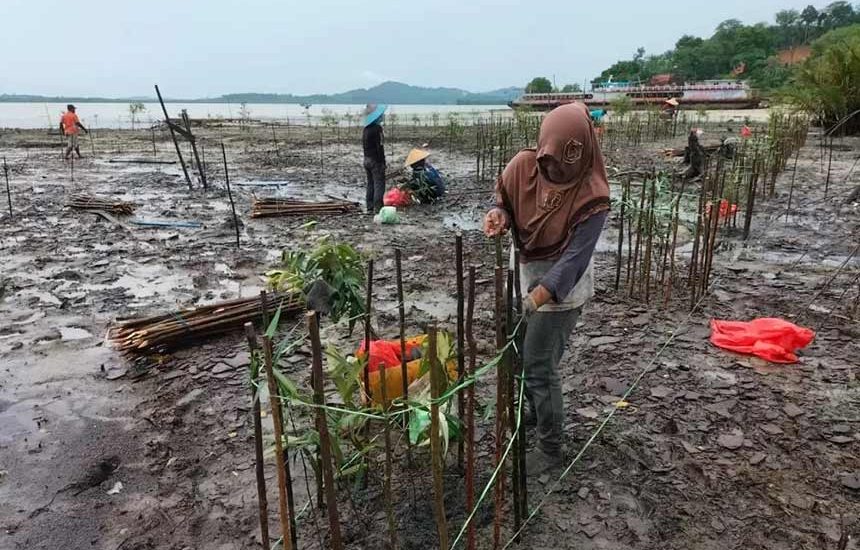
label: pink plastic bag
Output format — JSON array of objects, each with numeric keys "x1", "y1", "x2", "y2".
[{"x1": 710, "y1": 318, "x2": 815, "y2": 364}]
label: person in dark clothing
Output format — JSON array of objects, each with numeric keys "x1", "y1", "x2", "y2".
[
  {"x1": 362, "y1": 104, "x2": 387, "y2": 214},
  {"x1": 683, "y1": 129, "x2": 705, "y2": 180},
  {"x1": 404, "y1": 148, "x2": 446, "y2": 203}
]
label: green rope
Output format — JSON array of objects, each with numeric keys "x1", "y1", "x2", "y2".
[{"x1": 500, "y1": 278, "x2": 722, "y2": 549}]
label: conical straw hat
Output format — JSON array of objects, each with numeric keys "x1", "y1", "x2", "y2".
[{"x1": 405, "y1": 148, "x2": 430, "y2": 167}]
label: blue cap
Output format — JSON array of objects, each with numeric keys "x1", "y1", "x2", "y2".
[{"x1": 363, "y1": 104, "x2": 387, "y2": 126}]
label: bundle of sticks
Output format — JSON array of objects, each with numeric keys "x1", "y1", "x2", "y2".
[
  {"x1": 109, "y1": 292, "x2": 304, "y2": 353},
  {"x1": 250, "y1": 197, "x2": 360, "y2": 218},
  {"x1": 67, "y1": 193, "x2": 136, "y2": 215}
]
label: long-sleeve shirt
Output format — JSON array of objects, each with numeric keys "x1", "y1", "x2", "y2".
[
  {"x1": 362, "y1": 123, "x2": 385, "y2": 164},
  {"x1": 513, "y1": 210, "x2": 607, "y2": 311}
]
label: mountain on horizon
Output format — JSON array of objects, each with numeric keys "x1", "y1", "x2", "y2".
[{"x1": 0, "y1": 81, "x2": 523, "y2": 105}]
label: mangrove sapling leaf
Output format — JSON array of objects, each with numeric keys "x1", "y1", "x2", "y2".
[
  {"x1": 409, "y1": 409, "x2": 431, "y2": 445},
  {"x1": 272, "y1": 368, "x2": 302, "y2": 401},
  {"x1": 265, "y1": 306, "x2": 282, "y2": 338},
  {"x1": 325, "y1": 346, "x2": 365, "y2": 405}
]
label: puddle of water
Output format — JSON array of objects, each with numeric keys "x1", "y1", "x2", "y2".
[
  {"x1": 83, "y1": 263, "x2": 193, "y2": 300},
  {"x1": 442, "y1": 212, "x2": 481, "y2": 231},
  {"x1": 60, "y1": 327, "x2": 93, "y2": 341},
  {"x1": 409, "y1": 291, "x2": 457, "y2": 320}
]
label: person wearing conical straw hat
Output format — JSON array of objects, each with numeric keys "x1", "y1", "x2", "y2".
[
  {"x1": 662, "y1": 97, "x2": 679, "y2": 118},
  {"x1": 362, "y1": 103, "x2": 387, "y2": 214},
  {"x1": 404, "y1": 148, "x2": 446, "y2": 203}
]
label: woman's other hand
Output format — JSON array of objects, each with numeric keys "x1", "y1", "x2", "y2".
[{"x1": 483, "y1": 208, "x2": 509, "y2": 237}]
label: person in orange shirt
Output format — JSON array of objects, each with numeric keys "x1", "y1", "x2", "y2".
[{"x1": 59, "y1": 105, "x2": 88, "y2": 160}]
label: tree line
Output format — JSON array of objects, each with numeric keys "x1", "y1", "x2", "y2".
[{"x1": 593, "y1": 2, "x2": 859, "y2": 89}]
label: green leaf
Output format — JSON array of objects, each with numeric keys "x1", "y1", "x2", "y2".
[
  {"x1": 408, "y1": 409, "x2": 431, "y2": 445},
  {"x1": 265, "y1": 306, "x2": 282, "y2": 338},
  {"x1": 272, "y1": 368, "x2": 301, "y2": 400}
]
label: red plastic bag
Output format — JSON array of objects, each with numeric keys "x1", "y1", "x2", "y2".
[
  {"x1": 710, "y1": 318, "x2": 815, "y2": 364},
  {"x1": 383, "y1": 188, "x2": 412, "y2": 207},
  {"x1": 356, "y1": 337, "x2": 424, "y2": 373},
  {"x1": 705, "y1": 199, "x2": 738, "y2": 219}
]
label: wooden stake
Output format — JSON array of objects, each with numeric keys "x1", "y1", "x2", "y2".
[
  {"x1": 154, "y1": 84, "x2": 193, "y2": 190},
  {"x1": 221, "y1": 142, "x2": 241, "y2": 249},
  {"x1": 614, "y1": 178, "x2": 626, "y2": 290},
  {"x1": 261, "y1": 334, "x2": 294, "y2": 550},
  {"x1": 379, "y1": 346, "x2": 398, "y2": 550},
  {"x1": 428, "y1": 324, "x2": 448, "y2": 549},
  {"x1": 181, "y1": 110, "x2": 207, "y2": 190},
  {"x1": 244, "y1": 323, "x2": 271, "y2": 550},
  {"x1": 394, "y1": 249, "x2": 414, "y2": 470},
  {"x1": 464, "y1": 266, "x2": 477, "y2": 550},
  {"x1": 512, "y1": 253, "x2": 527, "y2": 517},
  {"x1": 506, "y1": 269, "x2": 520, "y2": 533},
  {"x1": 308, "y1": 311, "x2": 344, "y2": 550},
  {"x1": 786, "y1": 146, "x2": 800, "y2": 222},
  {"x1": 493, "y1": 266, "x2": 507, "y2": 549},
  {"x1": 363, "y1": 259, "x2": 374, "y2": 404},
  {"x1": 3, "y1": 157, "x2": 11, "y2": 220},
  {"x1": 455, "y1": 234, "x2": 465, "y2": 470}
]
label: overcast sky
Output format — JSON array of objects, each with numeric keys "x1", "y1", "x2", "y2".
[{"x1": 2, "y1": 0, "x2": 822, "y2": 97}]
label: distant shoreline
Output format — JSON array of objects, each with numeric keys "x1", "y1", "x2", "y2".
[{"x1": 0, "y1": 97, "x2": 511, "y2": 106}]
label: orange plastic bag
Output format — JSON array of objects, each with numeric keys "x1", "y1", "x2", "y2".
[
  {"x1": 356, "y1": 335, "x2": 457, "y2": 404},
  {"x1": 710, "y1": 318, "x2": 815, "y2": 364}
]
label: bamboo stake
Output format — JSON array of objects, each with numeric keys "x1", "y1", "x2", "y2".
[
  {"x1": 243, "y1": 323, "x2": 271, "y2": 550},
  {"x1": 512, "y1": 253, "x2": 526, "y2": 518},
  {"x1": 506, "y1": 269, "x2": 520, "y2": 533},
  {"x1": 221, "y1": 142, "x2": 241, "y2": 249},
  {"x1": 464, "y1": 266, "x2": 477, "y2": 550},
  {"x1": 493, "y1": 265, "x2": 506, "y2": 549},
  {"x1": 394, "y1": 249, "x2": 413, "y2": 470},
  {"x1": 664, "y1": 180, "x2": 686, "y2": 307},
  {"x1": 380, "y1": 345, "x2": 398, "y2": 550},
  {"x1": 307, "y1": 311, "x2": 344, "y2": 550},
  {"x1": 428, "y1": 324, "x2": 448, "y2": 549},
  {"x1": 262, "y1": 334, "x2": 294, "y2": 550},
  {"x1": 786, "y1": 144, "x2": 800, "y2": 222},
  {"x1": 455, "y1": 234, "x2": 465, "y2": 470},
  {"x1": 643, "y1": 178, "x2": 657, "y2": 304},
  {"x1": 614, "y1": 178, "x2": 626, "y2": 290},
  {"x1": 363, "y1": 259, "x2": 374, "y2": 404},
  {"x1": 154, "y1": 84, "x2": 192, "y2": 190},
  {"x1": 3, "y1": 157, "x2": 11, "y2": 220},
  {"x1": 630, "y1": 178, "x2": 647, "y2": 297}
]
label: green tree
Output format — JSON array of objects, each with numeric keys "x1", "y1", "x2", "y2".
[
  {"x1": 801, "y1": 5, "x2": 820, "y2": 26},
  {"x1": 775, "y1": 9, "x2": 801, "y2": 46},
  {"x1": 782, "y1": 24, "x2": 860, "y2": 133},
  {"x1": 560, "y1": 84, "x2": 582, "y2": 93},
  {"x1": 823, "y1": 1, "x2": 856, "y2": 28},
  {"x1": 525, "y1": 77, "x2": 553, "y2": 94}
]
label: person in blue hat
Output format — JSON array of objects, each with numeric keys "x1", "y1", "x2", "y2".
[{"x1": 362, "y1": 104, "x2": 387, "y2": 214}]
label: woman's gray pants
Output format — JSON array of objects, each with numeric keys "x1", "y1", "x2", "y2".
[{"x1": 522, "y1": 307, "x2": 581, "y2": 455}]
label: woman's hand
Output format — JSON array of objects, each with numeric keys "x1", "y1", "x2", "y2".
[{"x1": 483, "y1": 208, "x2": 509, "y2": 237}]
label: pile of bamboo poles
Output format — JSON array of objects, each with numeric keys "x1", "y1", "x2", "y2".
[
  {"x1": 109, "y1": 292, "x2": 303, "y2": 353},
  {"x1": 250, "y1": 197, "x2": 359, "y2": 218},
  {"x1": 66, "y1": 193, "x2": 136, "y2": 215}
]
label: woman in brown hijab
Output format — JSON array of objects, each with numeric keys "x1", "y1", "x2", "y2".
[{"x1": 483, "y1": 103, "x2": 610, "y2": 474}]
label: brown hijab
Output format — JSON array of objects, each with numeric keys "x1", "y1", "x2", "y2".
[{"x1": 495, "y1": 102, "x2": 610, "y2": 262}]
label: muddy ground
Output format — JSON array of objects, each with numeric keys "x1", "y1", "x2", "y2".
[{"x1": 1, "y1": 120, "x2": 858, "y2": 550}]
